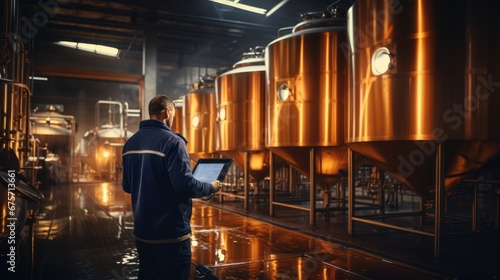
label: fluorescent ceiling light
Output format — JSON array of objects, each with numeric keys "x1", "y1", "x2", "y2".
[
  {"x1": 209, "y1": 0, "x2": 267, "y2": 15},
  {"x1": 266, "y1": 0, "x2": 290, "y2": 17},
  {"x1": 29, "y1": 76, "x2": 48, "y2": 81},
  {"x1": 55, "y1": 41, "x2": 120, "y2": 57}
]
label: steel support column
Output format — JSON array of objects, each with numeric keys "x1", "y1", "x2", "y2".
[{"x1": 142, "y1": 28, "x2": 157, "y2": 119}]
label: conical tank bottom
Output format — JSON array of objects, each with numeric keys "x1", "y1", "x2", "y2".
[
  {"x1": 267, "y1": 146, "x2": 349, "y2": 188},
  {"x1": 348, "y1": 140, "x2": 500, "y2": 197}
]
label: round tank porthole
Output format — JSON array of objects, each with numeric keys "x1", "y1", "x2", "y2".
[
  {"x1": 192, "y1": 115, "x2": 200, "y2": 127},
  {"x1": 218, "y1": 107, "x2": 226, "y2": 121},
  {"x1": 371, "y1": 47, "x2": 392, "y2": 76},
  {"x1": 277, "y1": 83, "x2": 290, "y2": 101}
]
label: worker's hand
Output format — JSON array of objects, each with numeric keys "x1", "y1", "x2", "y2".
[{"x1": 211, "y1": 180, "x2": 221, "y2": 193}]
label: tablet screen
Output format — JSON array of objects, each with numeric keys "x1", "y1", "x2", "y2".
[
  {"x1": 192, "y1": 163, "x2": 226, "y2": 183},
  {"x1": 192, "y1": 158, "x2": 233, "y2": 183}
]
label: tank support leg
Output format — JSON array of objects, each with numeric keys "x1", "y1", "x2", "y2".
[
  {"x1": 244, "y1": 151, "x2": 250, "y2": 211},
  {"x1": 348, "y1": 148, "x2": 355, "y2": 236},
  {"x1": 323, "y1": 187, "x2": 330, "y2": 221},
  {"x1": 269, "y1": 151, "x2": 275, "y2": 217},
  {"x1": 496, "y1": 189, "x2": 500, "y2": 230},
  {"x1": 309, "y1": 148, "x2": 316, "y2": 226},
  {"x1": 434, "y1": 144, "x2": 445, "y2": 259}
]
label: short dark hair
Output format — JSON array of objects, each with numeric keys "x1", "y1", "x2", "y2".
[{"x1": 148, "y1": 95, "x2": 174, "y2": 117}]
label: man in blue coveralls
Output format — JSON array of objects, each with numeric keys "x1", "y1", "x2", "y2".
[{"x1": 122, "y1": 95, "x2": 221, "y2": 280}]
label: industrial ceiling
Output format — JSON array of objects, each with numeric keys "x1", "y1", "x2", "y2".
[{"x1": 20, "y1": 0, "x2": 340, "y2": 97}]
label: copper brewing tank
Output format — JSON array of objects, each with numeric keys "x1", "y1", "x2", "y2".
[
  {"x1": 79, "y1": 101, "x2": 133, "y2": 178},
  {"x1": 31, "y1": 107, "x2": 73, "y2": 162},
  {"x1": 183, "y1": 76, "x2": 217, "y2": 162},
  {"x1": 346, "y1": 0, "x2": 500, "y2": 197},
  {"x1": 215, "y1": 47, "x2": 269, "y2": 181},
  {"x1": 266, "y1": 13, "x2": 348, "y2": 187}
]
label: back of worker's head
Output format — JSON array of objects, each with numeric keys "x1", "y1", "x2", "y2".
[{"x1": 149, "y1": 95, "x2": 174, "y2": 118}]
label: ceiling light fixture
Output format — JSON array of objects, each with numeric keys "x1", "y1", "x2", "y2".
[
  {"x1": 55, "y1": 41, "x2": 120, "y2": 57},
  {"x1": 29, "y1": 76, "x2": 48, "y2": 81},
  {"x1": 266, "y1": 0, "x2": 290, "y2": 17},
  {"x1": 209, "y1": 0, "x2": 267, "y2": 15}
]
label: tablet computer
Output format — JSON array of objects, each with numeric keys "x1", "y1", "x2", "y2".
[{"x1": 192, "y1": 158, "x2": 233, "y2": 183}]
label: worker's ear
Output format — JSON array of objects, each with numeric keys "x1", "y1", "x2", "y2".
[{"x1": 166, "y1": 107, "x2": 175, "y2": 118}]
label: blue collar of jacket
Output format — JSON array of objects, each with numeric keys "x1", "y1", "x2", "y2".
[
  {"x1": 139, "y1": 119, "x2": 170, "y2": 130},
  {"x1": 139, "y1": 119, "x2": 188, "y2": 144}
]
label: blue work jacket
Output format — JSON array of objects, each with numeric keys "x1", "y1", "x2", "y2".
[{"x1": 122, "y1": 119, "x2": 214, "y2": 241}]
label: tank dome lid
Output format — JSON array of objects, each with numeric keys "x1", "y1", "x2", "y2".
[
  {"x1": 292, "y1": 1, "x2": 349, "y2": 33},
  {"x1": 233, "y1": 46, "x2": 265, "y2": 68},
  {"x1": 189, "y1": 74, "x2": 216, "y2": 94}
]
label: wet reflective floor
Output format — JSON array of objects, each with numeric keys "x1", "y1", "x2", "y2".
[{"x1": 30, "y1": 181, "x2": 500, "y2": 280}]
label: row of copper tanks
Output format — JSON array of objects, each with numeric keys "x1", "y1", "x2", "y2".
[{"x1": 176, "y1": 0, "x2": 500, "y2": 197}]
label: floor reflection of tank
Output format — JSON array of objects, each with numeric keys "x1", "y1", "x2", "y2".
[
  {"x1": 78, "y1": 100, "x2": 138, "y2": 181},
  {"x1": 183, "y1": 75, "x2": 218, "y2": 164},
  {"x1": 265, "y1": 4, "x2": 355, "y2": 224},
  {"x1": 215, "y1": 47, "x2": 275, "y2": 204},
  {"x1": 346, "y1": 0, "x2": 500, "y2": 257},
  {"x1": 92, "y1": 183, "x2": 134, "y2": 238},
  {"x1": 30, "y1": 105, "x2": 76, "y2": 186}
]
